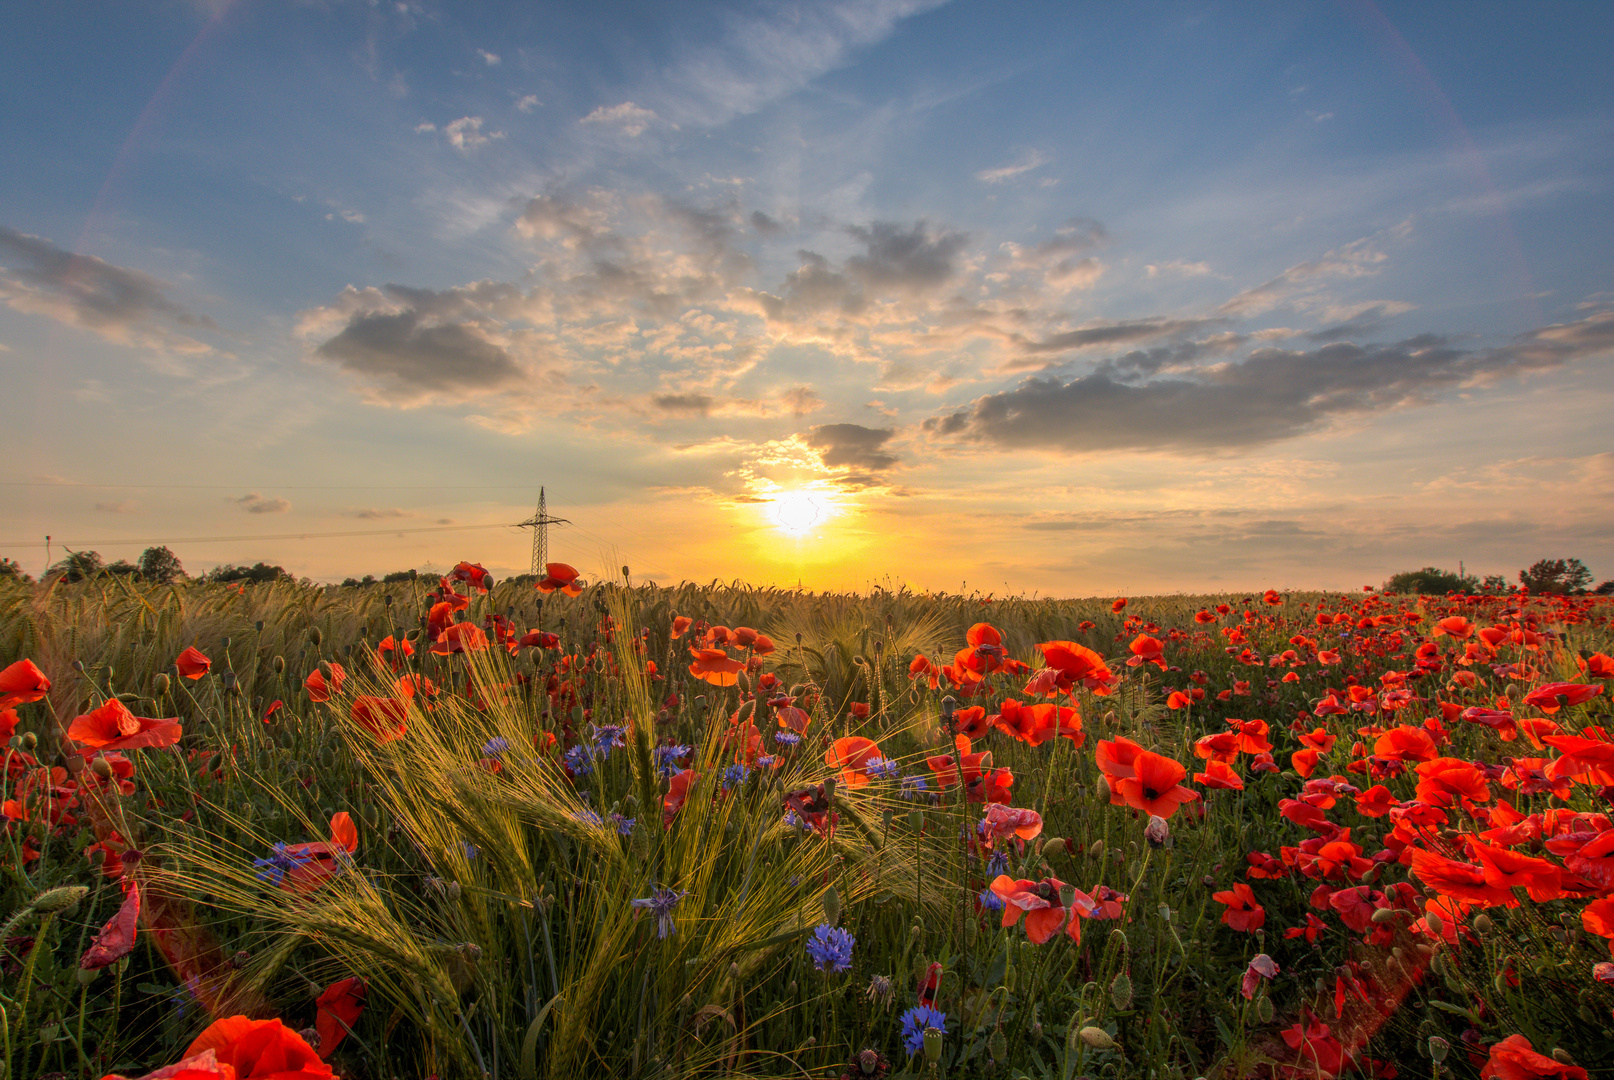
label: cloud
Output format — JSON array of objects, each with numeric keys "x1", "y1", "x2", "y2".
[
  {"x1": 925, "y1": 311, "x2": 1614, "y2": 455},
  {"x1": 976, "y1": 150, "x2": 1048, "y2": 184},
  {"x1": 515, "y1": 94, "x2": 540, "y2": 112},
  {"x1": 0, "y1": 225, "x2": 214, "y2": 353},
  {"x1": 999, "y1": 219, "x2": 1107, "y2": 291},
  {"x1": 580, "y1": 102, "x2": 658, "y2": 137},
  {"x1": 1003, "y1": 317, "x2": 1226, "y2": 369},
  {"x1": 351, "y1": 507, "x2": 414, "y2": 520},
  {"x1": 1145, "y1": 260, "x2": 1213, "y2": 278},
  {"x1": 754, "y1": 220, "x2": 966, "y2": 323},
  {"x1": 443, "y1": 116, "x2": 502, "y2": 151},
  {"x1": 649, "y1": 385, "x2": 824, "y2": 419},
  {"x1": 804, "y1": 423, "x2": 899, "y2": 471},
  {"x1": 314, "y1": 310, "x2": 524, "y2": 400},
  {"x1": 234, "y1": 493, "x2": 291, "y2": 514},
  {"x1": 478, "y1": 49, "x2": 500, "y2": 66},
  {"x1": 1218, "y1": 222, "x2": 1410, "y2": 318},
  {"x1": 94, "y1": 500, "x2": 137, "y2": 514},
  {"x1": 750, "y1": 210, "x2": 786, "y2": 235}
]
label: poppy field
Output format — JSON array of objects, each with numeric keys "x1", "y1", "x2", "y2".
[{"x1": 2, "y1": 567, "x2": 1613, "y2": 1080}]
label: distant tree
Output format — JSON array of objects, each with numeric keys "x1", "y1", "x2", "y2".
[
  {"x1": 1383, "y1": 566, "x2": 1476, "y2": 595},
  {"x1": 0, "y1": 558, "x2": 32, "y2": 583},
  {"x1": 1597, "y1": 580, "x2": 1614, "y2": 596},
  {"x1": 1479, "y1": 574, "x2": 1511, "y2": 595},
  {"x1": 1519, "y1": 558, "x2": 1593, "y2": 595},
  {"x1": 48, "y1": 550, "x2": 104, "y2": 582},
  {"x1": 381, "y1": 570, "x2": 416, "y2": 584},
  {"x1": 207, "y1": 562, "x2": 290, "y2": 584},
  {"x1": 105, "y1": 559, "x2": 141, "y2": 576},
  {"x1": 138, "y1": 545, "x2": 186, "y2": 584}
]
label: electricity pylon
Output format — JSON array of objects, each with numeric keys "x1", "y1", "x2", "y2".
[{"x1": 515, "y1": 488, "x2": 570, "y2": 574}]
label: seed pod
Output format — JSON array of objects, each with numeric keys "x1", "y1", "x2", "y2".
[
  {"x1": 1256, "y1": 996, "x2": 1274, "y2": 1023},
  {"x1": 1079, "y1": 1027, "x2": 1117, "y2": 1050},
  {"x1": 1428, "y1": 1037, "x2": 1449, "y2": 1063},
  {"x1": 309, "y1": 627, "x2": 322, "y2": 647},
  {"x1": 89, "y1": 756, "x2": 114, "y2": 780},
  {"x1": 1371, "y1": 907, "x2": 1398, "y2": 924},
  {"x1": 1109, "y1": 971, "x2": 1133, "y2": 1011},
  {"x1": 32, "y1": 885, "x2": 90, "y2": 914},
  {"x1": 77, "y1": 966, "x2": 101, "y2": 986},
  {"x1": 923, "y1": 1027, "x2": 944, "y2": 1062},
  {"x1": 909, "y1": 808, "x2": 924, "y2": 833}
]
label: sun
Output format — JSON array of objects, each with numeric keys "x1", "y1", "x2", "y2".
[{"x1": 767, "y1": 490, "x2": 825, "y2": 537}]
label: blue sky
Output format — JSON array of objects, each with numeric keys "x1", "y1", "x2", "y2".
[{"x1": 3, "y1": 0, "x2": 1611, "y2": 593}]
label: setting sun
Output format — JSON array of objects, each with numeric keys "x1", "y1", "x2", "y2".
[{"x1": 767, "y1": 491, "x2": 826, "y2": 537}]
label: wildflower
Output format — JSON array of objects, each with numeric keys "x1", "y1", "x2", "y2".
[
  {"x1": 80, "y1": 880, "x2": 140, "y2": 970},
  {"x1": 986, "y1": 849, "x2": 1010, "y2": 875},
  {"x1": 252, "y1": 812, "x2": 358, "y2": 894},
  {"x1": 315, "y1": 977, "x2": 367, "y2": 1057},
  {"x1": 865, "y1": 757, "x2": 901, "y2": 780},
  {"x1": 1241, "y1": 953, "x2": 1279, "y2": 1000},
  {"x1": 304, "y1": 663, "x2": 346, "y2": 702},
  {"x1": 175, "y1": 646, "x2": 211, "y2": 680},
  {"x1": 592, "y1": 724, "x2": 627, "y2": 756},
  {"x1": 663, "y1": 769, "x2": 698, "y2": 826},
  {"x1": 482, "y1": 736, "x2": 510, "y2": 759},
  {"x1": 689, "y1": 647, "x2": 744, "y2": 687},
  {"x1": 866, "y1": 973, "x2": 895, "y2": 1008},
  {"x1": 976, "y1": 885, "x2": 1004, "y2": 911},
  {"x1": 825, "y1": 736, "x2": 884, "y2": 788},
  {"x1": 67, "y1": 700, "x2": 182, "y2": 754},
  {"x1": 253, "y1": 842, "x2": 318, "y2": 887},
  {"x1": 899, "y1": 1005, "x2": 947, "y2": 1057},
  {"x1": 722, "y1": 762, "x2": 750, "y2": 790},
  {"x1": 0, "y1": 659, "x2": 50, "y2": 710},
  {"x1": 655, "y1": 743, "x2": 693, "y2": 776},
  {"x1": 535, "y1": 562, "x2": 585, "y2": 595},
  {"x1": 806, "y1": 924, "x2": 856, "y2": 973},
  {"x1": 774, "y1": 730, "x2": 802, "y2": 748},
  {"x1": 563, "y1": 744, "x2": 594, "y2": 776},
  {"x1": 1111, "y1": 750, "x2": 1201, "y2": 819},
  {"x1": 610, "y1": 812, "x2": 635, "y2": 835},
  {"x1": 630, "y1": 886, "x2": 688, "y2": 939},
  {"x1": 1479, "y1": 1034, "x2": 1588, "y2": 1079},
  {"x1": 899, "y1": 775, "x2": 929, "y2": 799},
  {"x1": 1212, "y1": 883, "x2": 1265, "y2": 932},
  {"x1": 462, "y1": 841, "x2": 480, "y2": 861},
  {"x1": 350, "y1": 696, "x2": 407, "y2": 743}
]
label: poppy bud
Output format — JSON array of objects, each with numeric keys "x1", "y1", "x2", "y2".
[
  {"x1": 940, "y1": 696, "x2": 956, "y2": 719},
  {"x1": 989, "y1": 1029, "x2": 1007, "y2": 1061},
  {"x1": 89, "y1": 756, "x2": 114, "y2": 780},
  {"x1": 822, "y1": 777, "x2": 837, "y2": 801},
  {"x1": 32, "y1": 885, "x2": 89, "y2": 914},
  {"x1": 21, "y1": 731, "x2": 38, "y2": 752},
  {"x1": 116, "y1": 691, "x2": 141, "y2": 703},
  {"x1": 1370, "y1": 907, "x2": 1398, "y2": 924},
  {"x1": 309, "y1": 628, "x2": 323, "y2": 647},
  {"x1": 821, "y1": 886, "x2": 841, "y2": 927},
  {"x1": 787, "y1": 980, "x2": 798, "y2": 995},
  {"x1": 153, "y1": 672, "x2": 171, "y2": 695},
  {"x1": 1256, "y1": 996, "x2": 1275, "y2": 1023},
  {"x1": 1551, "y1": 1049, "x2": 1576, "y2": 1066},
  {"x1": 1109, "y1": 971, "x2": 1133, "y2": 1011},
  {"x1": 909, "y1": 809, "x2": 924, "y2": 833},
  {"x1": 72, "y1": 659, "x2": 86, "y2": 673},
  {"x1": 445, "y1": 882, "x2": 461, "y2": 901},
  {"x1": 1043, "y1": 837, "x2": 1066, "y2": 859},
  {"x1": 922, "y1": 1027, "x2": 944, "y2": 1062},
  {"x1": 1157, "y1": 903, "x2": 1172, "y2": 923},
  {"x1": 1087, "y1": 839, "x2": 1104, "y2": 859},
  {"x1": 1079, "y1": 1027, "x2": 1116, "y2": 1050},
  {"x1": 728, "y1": 962, "x2": 740, "y2": 980},
  {"x1": 1425, "y1": 910, "x2": 1444, "y2": 936}
]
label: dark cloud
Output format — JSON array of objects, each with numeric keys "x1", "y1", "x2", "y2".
[
  {"x1": 750, "y1": 210, "x2": 786, "y2": 235},
  {"x1": 0, "y1": 225, "x2": 213, "y2": 348},
  {"x1": 845, "y1": 221, "x2": 967, "y2": 291},
  {"x1": 234, "y1": 493, "x2": 291, "y2": 514},
  {"x1": 315, "y1": 309, "x2": 522, "y2": 395},
  {"x1": 926, "y1": 313, "x2": 1613, "y2": 454},
  {"x1": 804, "y1": 423, "x2": 899, "y2": 471},
  {"x1": 1007, "y1": 317, "x2": 1225, "y2": 366},
  {"x1": 652, "y1": 392, "x2": 715, "y2": 415},
  {"x1": 756, "y1": 251, "x2": 864, "y2": 321}
]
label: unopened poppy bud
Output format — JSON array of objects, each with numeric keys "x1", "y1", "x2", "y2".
[
  {"x1": 909, "y1": 809, "x2": 924, "y2": 833},
  {"x1": 1079, "y1": 1027, "x2": 1117, "y2": 1050},
  {"x1": 988, "y1": 1029, "x2": 1007, "y2": 1061},
  {"x1": 821, "y1": 886, "x2": 841, "y2": 927},
  {"x1": 922, "y1": 1027, "x2": 944, "y2": 1062},
  {"x1": 116, "y1": 691, "x2": 141, "y2": 703},
  {"x1": 1157, "y1": 903, "x2": 1172, "y2": 923},
  {"x1": 1425, "y1": 909, "x2": 1444, "y2": 936},
  {"x1": 21, "y1": 731, "x2": 38, "y2": 752},
  {"x1": 1087, "y1": 839, "x2": 1104, "y2": 859},
  {"x1": 72, "y1": 659, "x2": 86, "y2": 673},
  {"x1": 1505, "y1": 682, "x2": 1521, "y2": 701},
  {"x1": 309, "y1": 628, "x2": 322, "y2": 647},
  {"x1": 32, "y1": 885, "x2": 89, "y2": 914},
  {"x1": 1043, "y1": 837, "x2": 1065, "y2": 859},
  {"x1": 1552, "y1": 1049, "x2": 1576, "y2": 1066},
  {"x1": 1144, "y1": 815, "x2": 1170, "y2": 846},
  {"x1": 88, "y1": 847, "x2": 106, "y2": 867},
  {"x1": 787, "y1": 980, "x2": 797, "y2": 994},
  {"x1": 940, "y1": 696, "x2": 956, "y2": 719},
  {"x1": 89, "y1": 756, "x2": 114, "y2": 780},
  {"x1": 1256, "y1": 996, "x2": 1275, "y2": 1023},
  {"x1": 1109, "y1": 971, "x2": 1133, "y2": 1011},
  {"x1": 1370, "y1": 907, "x2": 1398, "y2": 924},
  {"x1": 445, "y1": 882, "x2": 462, "y2": 901},
  {"x1": 910, "y1": 924, "x2": 923, "y2": 943}
]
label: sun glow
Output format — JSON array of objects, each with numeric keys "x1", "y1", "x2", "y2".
[{"x1": 767, "y1": 490, "x2": 828, "y2": 537}]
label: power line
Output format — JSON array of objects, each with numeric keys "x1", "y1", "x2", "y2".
[
  {"x1": 0, "y1": 522, "x2": 521, "y2": 549},
  {"x1": 3, "y1": 481, "x2": 533, "y2": 491}
]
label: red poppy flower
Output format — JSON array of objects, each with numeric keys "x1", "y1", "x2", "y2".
[
  {"x1": 304, "y1": 664, "x2": 346, "y2": 703},
  {"x1": 1414, "y1": 757, "x2": 1491, "y2": 808},
  {"x1": 1354, "y1": 785, "x2": 1397, "y2": 817},
  {"x1": 1434, "y1": 616, "x2": 1474, "y2": 639},
  {"x1": 1407, "y1": 847, "x2": 1513, "y2": 909},
  {"x1": 671, "y1": 616, "x2": 692, "y2": 638},
  {"x1": 0, "y1": 659, "x2": 50, "y2": 710},
  {"x1": 1522, "y1": 682, "x2": 1603, "y2": 714},
  {"x1": 1166, "y1": 690, "x2": 1191, "y2": 710},
  {"x1": 1194, "y1": 732, "x2": 1240, "y2": 763},
  {"x1": 1034, "y1": 640, "x2": 1115, "y2": 695},
  {"x1": 432, "y1": 622, "x2": 489, "y2": 656},
  {"x1": 1212, "y1": 882, "x2": 1265, "y2": 932},
  {"x1": 689, "y1": 648, "x2": 744, "y2": 687},
  {"x1": 990, "y1": 699, "x2": 1083, "y2": 747},
  {"x1": 1467, "y1": 838, "x2": 1563, "y2": 902},
  {"x1": 1094, "y1": 736, "x2": 1145, "y2": 781},
  {"x1": 375, "y1": 635, "x2": 415, "y2": 669},
  {"x1": 1479, "y1": 1034, "x2": 1589, "y2": 1080},
  {"x1": 314, "y1": 976, "x2": 366, "y2": 1057},
  {"x1": 1373, "y1": 725, "x2": 1437, "y2": 763},
  {"x1": 67, "y1": 700, "x2": 182, "y2": 754},
  {"x1": 449, "y1": 560, "x2": 491, "y2": 593},
  {"x1": 1228, "y1": 718, "x2": 1271, "y2": 754},
  {"x1": 350, "y1": 696, "x2": 407, "y2": 743},
  {"x1": 1241, "y1": 953, "x2": 1279, "y2": 999},
  {"x1": 277, "y1": 812, "x2": 359, "y2": 894},
  {"x1": 1280, "y1": 1016, "x2": 1343, "y2": 1076},
  {"x1": 183, "y1": 1015, "x2": 335, "y2": 1079},
  {"x1": 175, "y1": 647, "x2": 211, "y2": 680},
  {"x1": 80, "y1": 879, "x2": 140, "y2": 970},
  {"x1": 1126, "y1": 634, "x2": 1165, "y2": 670},
  {"x1": 1263, "y1": 590, "x2": 1282, "y2": 606},
  {"x1": 1112, "y1": 751, "x2": 1200, "y2": 819},
  {"x1": 989, "y1": 874, "x2": 1070, "y2": 943},
  {"x1": 954, "y1": 705, "x2": 991, "y2": 738},
  {"x1": 1586, "y1": 653, "x2": 1614, "y2": 678},
  {"x1": 952, "y1": 623, "x2": 1007, "y2": 681},
  {"x1": 1111, "y1": 598, "x2": 1127, "y2": 613},
  {"x1": 663, "y1": 769, "x2": 697, "y2": 826},
  {"x1": 536, "y1": 562, "x2": 584, "y2": 596},
  {"x1": 1194, "y1": 759, "x2": 1243, "y2": 790},
  {"x1": 825, "y1": 736, "x2": 883, "y2": 788},
  {"x1": 393, "y1": 674, "x2": 437, "y2": 701},
  {"x1": 518, "y1": 630, "x2": 560, "y2": 650}
]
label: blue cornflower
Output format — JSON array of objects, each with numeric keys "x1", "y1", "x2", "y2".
[
  {"x1": 805, "y1": 924, "x2": 856, "y2": 973},
  {"x1": 655, "y1": 744, "x2": 693, "y2": 778},
  {"x1": 774, "y1": 730, "x2": 802, "y2": 747},
  {"x1": 783, "y1": 810, "x2": 803, "y2": 829},
  {"x1": 592, "y1": 724, "x2": 627, "y2": 756},
  {"x1": 251, "y1": 842, "x2": 315, "y2": 886},
  {"x1": 610, "y1": 812, "x2": 636, "y2": 836},
  {"x1": 630, "y1": 886, "x2": 688, "y2": 939},
  {"x1": 977, "y1": 886, "x2": 1004, "y2": 912},
  {"x1": 898, "y1": 1005, "x2": 947, "y2": 1057},
  {"x1": 865, "y1": 757, "x2": 900, "y2": 780},
  {"x1": 722, "y1": 763, "x2": 750, "y2": 790},
  {"x1": 986, "y1": 849, "x2": 1010, "y2": 876},
  {"x1": 576, "y1": 809, "x2": 604, "y2": 826},
  {"x1": 563, "y1": 744, "x2": 594, "y2": 776},
  {"x1": 755, "y1": 754, "x2": 777, "y2": 769},
  {"x1": 899, "y1": 775, "x2": 929, "y2": 799},
  {"x1": 481, "y1": 736, "x2": 510, "y2": 758},
  {"x1": 462, "y1": 841, "x2": 480, "y2": 861}
]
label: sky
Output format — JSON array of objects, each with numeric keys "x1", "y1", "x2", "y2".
[{"x1": 2, "y1": 0, "x2": 1612, "y2": 595}]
